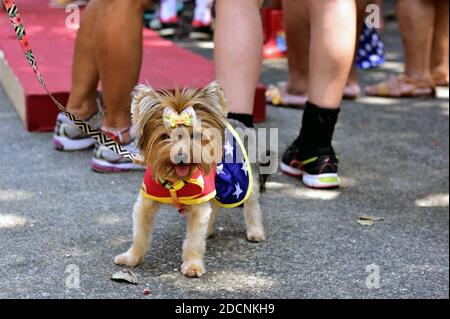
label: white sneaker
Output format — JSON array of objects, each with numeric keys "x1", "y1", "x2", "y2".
[
  {"x1": 52, "y1": 98, "x2": 103, "y2": 151},
  {"x1": 91, "y1": 138, "x2": 145, "y2": 173},
  {"x1": 53, "y1": 111, "x2": 104, "y2": 151}
]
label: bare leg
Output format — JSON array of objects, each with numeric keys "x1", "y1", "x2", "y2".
[
  {"x1": 95, "y1": 0, "x2": 147, "y2": 142},
  {"x1": 66, "y1": 0, "x2": 101, "y2": 119},
  {"x1": 308, "y1": 0, "x2": 357, "y2": 109},
  {"x1": 182, "y1": 203, "x2": 212, "y2": 278},
  {"x1": 365, "y1": 0, "x2": 437, "y2": 96},
  {"x1": 214, "y1": 0, "x2": 263, "y2": 114},
  {"x1": 280, "y1": 0, "x2": 356, "y2": 188},
  {"x1": 114, "y1": 195, "x2": 160, "y2": 267},
  {"x1": 269, "y1": 0, "x2": 282, "y2": 8},
  {"x1": 430, "y1": 0, "x2": 449, "y2": 84},
  {"x1": 398, "y1": 0, "x2": 435, "y2": 83},
  {"x1": 282, "y1": 0, "x2": 310, "y2": 96},
  {"x1": 244, "y1": 175, "x2": 265, "y2": 242}
]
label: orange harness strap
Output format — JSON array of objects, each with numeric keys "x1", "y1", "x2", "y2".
[{"x1": 159, "y1": 178, "x2": 187, "y2": 214}]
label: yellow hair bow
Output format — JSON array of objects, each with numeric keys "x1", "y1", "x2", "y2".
[{"x1": 163, "y1": 107, "x2": 197, "y2": 129}]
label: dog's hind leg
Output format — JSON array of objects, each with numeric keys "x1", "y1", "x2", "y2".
[
  {"x1": 207, "y1": 204, "x2": 219, "y2": 238},
  {"x1": 114, "y1": 195, "x2": 160, "y2": 267},
  {"x1": 244, "y1": 175, "x2": 265, "y2": 243},
  {"x1": 181, "y1": 202, "x2": 212, "y2": 278}
]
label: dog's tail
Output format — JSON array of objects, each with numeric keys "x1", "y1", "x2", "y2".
[{"x1": 259, "y1": 150, "x2": 278, "y2": 193}]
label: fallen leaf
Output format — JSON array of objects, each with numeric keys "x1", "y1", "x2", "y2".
[
  {"x1": 111, "y1": 269, "x2": 139, "y2": 285},
  {"x1": 357, "y1": 215, "x2": 384, "y2": 226},
  {"x1": 358, "y1": 218, "x2": 374, "y2": 226}
]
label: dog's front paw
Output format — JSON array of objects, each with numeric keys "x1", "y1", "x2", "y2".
[
  {"x1": 246, "y1": 228, "x2": 265, "y2": 243},
  {"x1": 114, "y1": 251, "x2": 143, "y2": 267},
  {"x1": 181, "y1": 260, "x2": 205, "y2": 278}
]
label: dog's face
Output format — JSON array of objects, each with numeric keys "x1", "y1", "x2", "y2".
[{"x1": 132, "y1": 82, "x2": 227, "y2": 182}]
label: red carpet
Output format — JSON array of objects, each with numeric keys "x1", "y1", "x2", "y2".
[{"x1": 0, "y1": 0, "x2": 265, "y2": 131}]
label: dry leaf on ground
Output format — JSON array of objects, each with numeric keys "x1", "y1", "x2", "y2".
[
  {"x1": 357, "y1": 215, "x2": 385, "y2": 226},
  {"x1": 111, "y1": 269, "x2": 139, "y2": 285}
]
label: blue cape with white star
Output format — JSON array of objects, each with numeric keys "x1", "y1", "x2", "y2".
[
  {"x1": 356, "y1": 25, "x2": 385, "y2": 70},
  {"x1": 214, "y1": 124, "x2": 253, "y2": 208}
]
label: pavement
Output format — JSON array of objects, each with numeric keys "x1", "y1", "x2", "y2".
[{"x1": 0, "y1": 14, "x2": 448, "y2": 299}]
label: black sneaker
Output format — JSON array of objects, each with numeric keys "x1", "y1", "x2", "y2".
[{"x1": 280, "y1": 145, "x2": 341, "y2": 189}]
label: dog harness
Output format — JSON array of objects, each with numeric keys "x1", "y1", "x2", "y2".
[
  {"x1": 141, "y1": 124, "x2": 253, "y2": 211},
  {"x1": 141, "y1": 168, "x2": 217, "y2": 208}
]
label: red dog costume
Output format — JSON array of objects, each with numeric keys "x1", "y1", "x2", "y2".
[{"x1": 141, "y1": 167, "x2": 217, "y2": 209}]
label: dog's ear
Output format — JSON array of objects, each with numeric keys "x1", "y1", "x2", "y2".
[
  {"x1": 199, "y1": 81, "x2": 228, "y2": 120},
  {"x1": 192, "y1": 82, "x2": 228, "y2": 145},
  {"x1": 131, "y1": 84, "x2": 158, "y2": 122},
  {"x1": 131, "y1": 84, "x2": 160, "y2": 137},
  {"x1": 202, "y1": 81, "x2": 228, "y2": 105}
]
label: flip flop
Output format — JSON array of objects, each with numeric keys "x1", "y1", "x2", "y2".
[
  {"x1": 265, "y1": 82, "x2": 308, "y2": 109},
  {"x1": 344, "y1": 82, "x2": 362, "y2": 100},
  {"x1": 365, "y1": 74, "x2": 436, "y2": 98},
  {"x1": 432, "y1": 73, "x2": 449, "y2": 87}
]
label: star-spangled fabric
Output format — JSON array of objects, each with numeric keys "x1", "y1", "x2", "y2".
[
  {"x1": 356, "y1": 24, "x2": 385, "y2": 70},
  {"x1": 214, "y1": 125, "x2": 253, "y2": 208}
]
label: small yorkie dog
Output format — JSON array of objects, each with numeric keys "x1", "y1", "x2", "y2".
[{"x1": 114, "y1": 82, "x2": 266, "y2": 278}]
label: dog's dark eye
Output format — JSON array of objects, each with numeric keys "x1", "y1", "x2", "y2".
[{"x1": 161, "y1": 134, "x2": 171, "y2": 140}]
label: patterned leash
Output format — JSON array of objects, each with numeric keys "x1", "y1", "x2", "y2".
[{"x1": 2, "y1": 0, "x2": 135, "y2": 160}]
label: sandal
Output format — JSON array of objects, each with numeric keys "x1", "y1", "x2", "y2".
[
  {"x1": 432, "y1": 73, "x2": 449, "y2": 87},
  {"x1": 365, "y1": 74, "x2": 436, "y2": 98},
  {"x1": 344, "y1": 82, "x2": 362, "y2": 100},
  {"x1": 265, "y1": 82, "x2": 308, "y2": 109}
]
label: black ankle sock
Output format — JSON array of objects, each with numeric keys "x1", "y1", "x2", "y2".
[
  {"x1": 293, "y1": 101, "x2": 340, "y2": 157},
  {"x1": 227, "y1": 113, "x2": 254, "y2": 128}
]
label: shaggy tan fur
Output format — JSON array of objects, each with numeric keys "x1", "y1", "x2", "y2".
[{"x1": 114, "y1": 82, "x2": 265, "y2": 278}]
